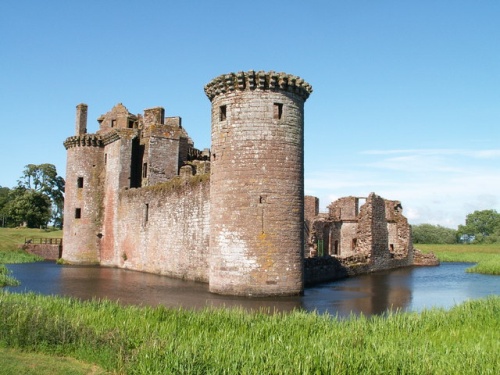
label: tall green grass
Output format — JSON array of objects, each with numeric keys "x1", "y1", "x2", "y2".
[
  {"x1": 1, "y1": 293, "x2": 499, "y2": 374},
  {"x1": 417, "y1": 244, "x2": 500, "y2": 275},
  {"x1": 0, "y1": 265, "x2": 20, "y2": 287}
]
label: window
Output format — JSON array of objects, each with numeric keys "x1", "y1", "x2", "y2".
[
  {"x1": 144, "y1": 204, "x2": 149, "y2": 223},
  {"x1": 104, "y1": 154, "x2": 107, "y2": 165},
  {"x1": 77, "y1": 177, "x2": 84, "y2": 188},
  {"x1": 219, "y1": 105, "x2": 227, "y2": 121},
  {"x1": 142, "y1": 163, "x2": 148, "y2": 178},
  {"x1": 128, "y1": 120, "x2": 134, "y2": 129},
  {"x1": 351, "y1": 238, "x2": 357, "y2": 250},
  {"x1": 111, "y1": 119, "x2": 117, "y2": 127},
  {"x1": 75, "y1": 208, "x2": 81, "y2": 219},
  {"x1": 273, "y1": 103, "x2": 283, "y2": 120}
]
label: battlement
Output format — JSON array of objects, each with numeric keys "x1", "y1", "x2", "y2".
[
  {"x1": 204, "y1": 70, "x2": 313, "y2": 102},
  {"x1": 63, "y1": 134, "x2": 103, "y2": 149}
]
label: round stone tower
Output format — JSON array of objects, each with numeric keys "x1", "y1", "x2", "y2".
[
  {"x1": 204, "y1": 71, "x2": 313, "y2": 296},
  {"x1": 62, "y1": 103, "x2": 104, "y2": 264}
]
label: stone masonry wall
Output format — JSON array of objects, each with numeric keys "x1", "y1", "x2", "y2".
[
  {"x1": 112, "y1": 176, "x2": 210, "y2": 281},
  {"x1": 206, "y1": 71, "x2": 312, "y2": 296},
  {"x1": 63, "y1": 136, "x2": 104, "y2": 264}
]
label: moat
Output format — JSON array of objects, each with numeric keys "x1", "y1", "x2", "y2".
[{"x1": 5, "y1": 262, "x2": 500, "y2": 317}]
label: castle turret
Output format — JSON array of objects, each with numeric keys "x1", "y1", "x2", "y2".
[
  {"x1": 63, "y1": 104, "x2": 104, "y2": 264},
  {"x1": 205, "y1": 71, "x2": 312, "y2": 296}
]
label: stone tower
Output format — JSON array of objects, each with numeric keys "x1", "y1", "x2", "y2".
[
  {"x1": 204, "y1": 71, "x2": 313, "y2": 296},
  {"x1": 63, "y1": 104, "x2": 104, "y2": 264}
]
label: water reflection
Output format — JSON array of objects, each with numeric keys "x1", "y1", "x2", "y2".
[{"x1": 5, "y1": 262, "x2": 500, "y2": 317}]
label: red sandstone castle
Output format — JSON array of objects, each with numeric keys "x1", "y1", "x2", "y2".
[{"x1": 63, "y1": 71, "x2": 420, "y2": 297}]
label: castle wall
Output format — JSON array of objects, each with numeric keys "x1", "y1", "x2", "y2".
[
  {"x1": 62, "y1": 72, "x2": 426, "y2": 296},
  {"x1": 145, "y1": 135, "x2": 180, "y2": 185},
  {"x1": 63, "y1": 136, "x2": 104, "y2": 264},
  {"x1": 111, "y1": 176, "x2": 210, "y2": 281},
  {"x1": 100, "y1": 136, "x2": 134, "y2": 265},
  {"x1": 206, "y1": 71, "x2": 312, "y2": 296}
]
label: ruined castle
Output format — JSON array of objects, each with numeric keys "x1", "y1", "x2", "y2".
[{"x1": 63, "y1": 70, "x2": 419, "y2": 297}]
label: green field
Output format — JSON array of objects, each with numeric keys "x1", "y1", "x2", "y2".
[
  {"x1": 417, "y1": 243, "x2": 500, "y2": 275},
  {"x1": 0, "y1": 227, "x2": 61, "y2": 263}
]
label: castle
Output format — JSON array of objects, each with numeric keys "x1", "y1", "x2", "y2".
[{"x1": 63, "y1": 70, "x2": 424, "y2": 297}]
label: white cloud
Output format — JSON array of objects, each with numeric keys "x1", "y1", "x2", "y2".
[{"x1": 305, "y1": 148, "x2": 500, "y2": 228}]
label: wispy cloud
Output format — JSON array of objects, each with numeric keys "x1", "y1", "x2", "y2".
[{"x1": 305, "y1": 148, "x2": 500, "y2": 228}]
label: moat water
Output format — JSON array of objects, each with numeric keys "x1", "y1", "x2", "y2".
[{"x1": 5, "y1": 262, "x2": 500, "y2": 317}]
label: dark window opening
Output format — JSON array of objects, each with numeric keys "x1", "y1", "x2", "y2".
[
  {"x1": 142, "y1": 163, "x2": 148, "y2": 178},
  {"x1": 130, "y1": 138, "x2": 145, "y2": 188},
  {"x1": 104, "y1": 154, "x2": 107, "y2": 165},
  {"x1": 75, "y1": 208, "x2": 81, "y2": 219},
  {"x1": 219, "y1": 105, "x2": 227, "y2": 121},
  {"x1": 334, "y1": 240, "x2": 339, "y2": 255},
  {"x1": 390, "y1": 244, "x2": 394, "y2": 252},
  {"x1": 111, "y1": 119, "x2": 116, "y2": 127},
  {"x1": 273, "y1": 103, "x2": 283, "y2": 119},
  {"x1": 212, "y1": 153, "x2": 216, "y2": 161},
  {"x1": 128, "y1": 120, "x2": 134, "y2": 129},
  {"x1": 77, "y1": 177, "x2": 84, "y2": 188},
  {"x1": 351, "y1": 238, "x2": 357, "y2": 250},
  {"x1": 144, "y1": 204, "x2": 149, "y2": 223}
]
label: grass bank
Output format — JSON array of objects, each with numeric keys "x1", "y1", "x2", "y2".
[
  {"x1": 0, "y1": 292, "x2": 499, "y2": 374},
  {"x1": 0, "y1": 347, "x2": 108, "y2": 375},
  {"x1": 417, "y1": 244, "x2": 500, "y2": 275},
  {"x1": 0, "y1": 227, "x2": 61, "y2": 263}
]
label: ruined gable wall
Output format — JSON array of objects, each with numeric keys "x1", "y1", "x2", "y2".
[
  {"x1": 145, "y1": 135, "x2": 180, "y2": 185},
  {"x1": 111, "y1": 176, "x2": 210, "y2": 281},
  {"x1": 385, "y1": 200, "x2": 413, "y2": 261},
  {"x1": 304, "y1": 195, "x2": 319, "y2": 223}
]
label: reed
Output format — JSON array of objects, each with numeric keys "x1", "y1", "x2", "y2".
[
  {"x1": 0, "y1": 293, "x2": 498, "y2": 374},
  {"x1": 0, "y1": 265, "x2": 20, "y2": 287}
]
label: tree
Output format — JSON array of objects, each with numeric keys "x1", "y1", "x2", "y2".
[
  {"x1": 6, "y1": 186, "x2": 51, "y2": 228},
  {"x1": 0, "y1": 186, "x2": 11, "y2": 227},
  {"x1": 457, "y1": 210, "x2": 500, "y2": 244},
  {"x1": 412, "y1": 223, "x2": 458, "y2": 244},
  {"x1": 17, "y1": 163, "x2": 65, "y2": 228}
]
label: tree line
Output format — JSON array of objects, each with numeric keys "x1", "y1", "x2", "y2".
[
  {"x1": 412, "y1": 209, "x2": 500, "y2": 244},
  {"x1": 0, "y1": 164, "x2": 64, "y2": 228}
]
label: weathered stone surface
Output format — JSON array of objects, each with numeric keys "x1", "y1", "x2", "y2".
[
  {"x1": 206, "y1": 71, "x2": 312, "y2": 296},
  {"x1": 63, "y1": 71, "x2": 423, "y2": 297}
]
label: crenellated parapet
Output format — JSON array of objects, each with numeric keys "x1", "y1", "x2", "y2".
[
  {"x1": 63, "y1": 134, "x2": 103, "y2": 149},
  {"x1": 204, "y1": 70, "x2": 313, "y2": 102}
]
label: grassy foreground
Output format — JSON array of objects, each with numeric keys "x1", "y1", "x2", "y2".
[
  {"x1": 417, "y1": 243, "x2": 500, "y2": 275},
  {"x1": 0, "y1": 347, "x2": 108, "y2": 375},
  {"x1": 0, "y1": 292, "x2": 499, "y2": 374}
]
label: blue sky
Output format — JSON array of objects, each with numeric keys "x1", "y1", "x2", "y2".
[{"x1": 1, "y1": 1, "x2": 499, "y2": 229}]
